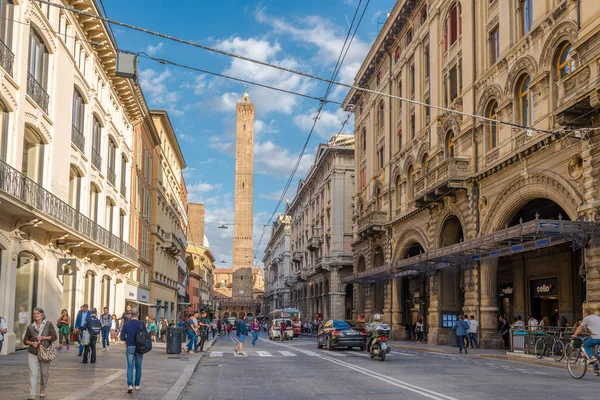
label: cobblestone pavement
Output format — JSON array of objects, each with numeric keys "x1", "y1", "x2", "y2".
[
  {"x1": 182, "y1": 333, "x2": 600, "y2": 400},
  {"x1": 0, "y1": 337, "x2": 215, "y2": 400}
]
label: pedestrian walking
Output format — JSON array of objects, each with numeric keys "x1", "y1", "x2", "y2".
[
  {"x1": 452, "y1": 315, "x2": 470, "y2": 354},
  {"x1": 0, "y1": 314, "x2": 8, "y2": 353},
  {"x1": 148, "y1": 319, "x2": 158, "y2": 342},
  {"x1": 74, "y1": 304, "x2": 90, "y2": 356},
  {"x1": 18, "y1": 305, "x2": 29, "y2": 346},
  {"x1": 415, "y1": 318, "x2": 424, "y2": 344},
  {"x1": 197, "y1": 310, "x2": 210, "y2": 352},
  {"x1": 100, "y1": 307, "x2": 112, "y2": 351},
  {"x1": 81, "y1": 309, "x2": 102, "y2": 364},
  {"x1": 56, "y1": 309, "x2": 71, "y2": 351},
  {"x1": 159, "y1": 318, "x2": 168, "y2": 343},
  {"x1": 234, "y1": 314, "x2": 248, "y2": 355},
  {"x1": 24, "y1": 307, "x2": 58, "y2": 400},
  {"x1": 279, "y1": 320, "x2": 287, "y2": 342},
  {"x1": 110, "y1": 314, "x2": 119, "y2": 344},
  {"x1": 121, "y1": 304, "x2": 133, "y2": 325},
  {"x1": 227, "y1": 322, "x2": 232, "y2": 336},
  {"x1": 120, "y1": 307, "x2": 147, "y2": 394},
  {"x1": 468, "y1": 315, "x2": 478, "y2": 349},
  {"x1": 251, "y1": 318, "x2": 260, "y2": 346},
  {"x1": 185, "y1": 311, "x2": 199, "y2": 354},
  {"x1": 217, "y1": 320, "x2": 222, "y2": 336},
  {"x1": 499, "y1": 316, "x2": 510, "y2": 349}
]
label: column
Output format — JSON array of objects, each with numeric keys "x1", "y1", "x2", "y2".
[
  {"x1": 0, "y1": 236, "x2": 19, "y2": 354},
  {"x1": 585, "y1": 246, "x2": 600, "y2": 312},
  {"x1": 426, "y1": 273, "x2": 441, "y2": 344},
  {"x1": 391, "y1": 278, "x2": 403, "y2": 340},
  {"x1": 480, "y1": 259, "x2": 503, "y2": 348},
  {"x1": 328, "y1": 267, "x2": 345, "y2": 320}
]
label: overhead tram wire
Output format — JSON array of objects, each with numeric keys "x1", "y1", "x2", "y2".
[
  {"x1": 136, "y1": 53, "x2": 342, "y2": 105},
  {"x1": 251, "y1": 0, "x2": 369, "y2": 261},
  {"x1": 38, "y1": 0, "x2": 566, "y2": 137}
]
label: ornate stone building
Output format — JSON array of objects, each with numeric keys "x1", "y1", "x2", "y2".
[
  {"x1": 262, "y1": 214, "x2": 292, "y2": 315},
  {"x1": 186, "y1": 203, "x2": 215, "y2": 315},
  {"x1": 288, "y1": 135, "x2": 355, "y2": 322},
  {"x1": 343, "y1": 0, "x2": 600, "y2": 346},
  {"x1": 213, "y1": 267, "x2": 264, "y2": 319}
]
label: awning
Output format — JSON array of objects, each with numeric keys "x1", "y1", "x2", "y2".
[
  {"x1": 178, "y1": 302, "x2": 192, "y2": 306},
  {"x1": 127, "y1": 299, "x2": 157, "y2": 307},
  {"x1": 343, "y1": 218, "x2": 600, "y2": 284}
]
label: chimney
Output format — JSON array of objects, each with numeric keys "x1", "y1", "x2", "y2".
[{"x1": 188, "y1": 203, "x2": 205, "y2": 246}]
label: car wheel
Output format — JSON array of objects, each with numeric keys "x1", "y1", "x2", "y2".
[
  {"x1": 317, "y1": 337, "x2": 323, "y2": 349},
  {"x1": 327, "y1": 338, "x2": 333, "y2": 351}
]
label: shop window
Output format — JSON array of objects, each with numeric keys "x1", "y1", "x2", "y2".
[
  {"x1": 14, "y1": 252, "x2": 39, "y2": 349},
  {"x1": 446, "y1": 131, "x2": 455, "y2": 158},
  {"x1": 445, "y1": 2, "x2": 461, "y2": 52},
  {"x1": 520, "y1": 0, "x2": 533, "y2": 36},
  {"x1": 517, "y1": 74, "x2": 532, "y2": 127},
  {"x1": 490, "y1": 27, "x2": 500, "y2": 65},
  {"x1": 0, "y1": 100, "x2": 8, "y2": 161},
  {"x1": 22, "y1": 126, "x2": 45, "y2": 184},
  {"x1": 487, "y1": 100, "x2": 498, "y2": 150},
  {"x1": 555, "y1": 42, "x2": 575, "y2": 80}
]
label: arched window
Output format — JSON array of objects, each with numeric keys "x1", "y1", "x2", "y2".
[
  {"x1": 407, "y1": 165, "x2": 415, "y2": 200},
  {"x1": 92, "y1": 116, "x2": 102, "y2": 169},
  {"x1": 72, "y1": 89, "x2": 85, "y2": 151},
  {"x1": 69, "y1": 165, "x2": 82, "y2": 211},
  {"x1": 517, "y1": 74, "x2": 532, "y2": 127},
  {"x1": 486, "y1": 100, "x2": 498, "y2": 150},
  {"x1": 119, "y1": 208, "x2": 126, "y2": 240},
  {"x1": 0, "y1": 100, "x2": 8, "y2": 161},
  {"x1": 446, "y1": 131, "x2": 455, "y2": 158},
  {"x1": 107, "y1": 138, "x2": 117, "y2": 186},
  {"x1": 395, "y1": 175, "x2": 401, "y2": 210},
  {"x1": 555, "y1": 42, "x2": 575, "y2": 80},
  {"x1": 22, "y1": 126, "x2": 44, "y2": 183},
  {"x1": 520, "y1": 0, "x2": 533, "y2": 36},
  {"x1": 89, "y1": 183, "x2": 101, "y2": 223},
  {"x1": 444, "y1": 2, "x2": 461, "y2": 52},
  {"x1": 27, "y1": 28, "x2": 49, "y2": 112},
  {"x1": 378, "y1": 100, "x2": 385, "y2": 132},
  {"x1": 361, "y1": 127, "x2": 366, "y2": 152}
]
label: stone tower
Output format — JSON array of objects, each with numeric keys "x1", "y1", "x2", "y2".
[{"x1": 232, "y1": 91, "x2": 255, "y2": 300}]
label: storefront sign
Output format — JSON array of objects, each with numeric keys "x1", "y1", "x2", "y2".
[
  {"x1": 499, "y1": 284, "x2": 513, "y2": 297},
  {"x1": 125, "y1": 284, "x2": 150, "y2": 303},
  {"x1": 531, "y1": 278, "x2": 558, "y2": 297}
]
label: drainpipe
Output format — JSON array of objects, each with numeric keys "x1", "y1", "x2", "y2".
[
  {"x1": 577, "y1": 0, "x2": 581, "y2": 30},
  {"x1": 472, "y1": 0, "x2": 482, "y2": 343},
  {"x1": 388, "y1": 49, "x2": 394, "y2": 326}
]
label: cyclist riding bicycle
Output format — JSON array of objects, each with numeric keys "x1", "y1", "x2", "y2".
[{"x1": 572, "y1": 307, "x2": 600, "y2": 363}]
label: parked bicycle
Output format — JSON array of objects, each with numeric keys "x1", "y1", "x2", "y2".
[
  {"x1": 566, "y1": 337, "x2": 600, "y2": 379},
  {"x1": 550, "y1": 328, "x2": 575, "y2": 362},
  {"x1": 534, "y1": 329, "x2": 559, "y2": 359}
]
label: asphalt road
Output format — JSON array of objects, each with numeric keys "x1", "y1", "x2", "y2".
[{"x1": 181, "y1": 332, "x2": 600, "y2": 400}]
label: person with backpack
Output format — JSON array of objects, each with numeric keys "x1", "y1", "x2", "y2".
[
  {"x1": 81, "y1": 309, "x2": 102, "y2": 364},
  {"x1": 120, "y1": 307, "x2": 149, "y2": 394},
  {"x1": 100, "y1": 307, "x2": 112, "y2": 351},
  {"x1": 234, "y1": 314, "x2": 248, "y2": 355},
  {"x1": 74, "y1": 304, "x2": 90, "y2": 357},
  {"x1": 452, "y1": 314, "x2": 470, "y2": 354}
]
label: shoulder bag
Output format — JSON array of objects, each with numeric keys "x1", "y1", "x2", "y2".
[{"x1": 38, "y1": 323, "x2": 57, "y2": 362}]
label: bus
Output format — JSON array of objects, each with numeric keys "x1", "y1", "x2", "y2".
[{"x1": 268, "y1": 308, "x2": 302, "y2": 337}]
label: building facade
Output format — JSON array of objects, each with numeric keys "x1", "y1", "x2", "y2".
[
  {"x1": 149, "y1": 110, "x2": 187, "y2": 321},
  {"x1": 344, "y1": 0, "x2": 600, "y2": 346},
  {"x1": 213, "y1": 267, "x2": 264, "y2": 319},
  {"x1": 186, "y1": 203, "x2": 215, "y2": 315},
  {"x1": 262, "y1": 214, "x2": 292, "y2": 315},
  {"x1": 288, "y1": 135, "x2": 356, "y2": 322},
  {"x1": 0, "y1": 0, "x2": 140, "y2": 354}
]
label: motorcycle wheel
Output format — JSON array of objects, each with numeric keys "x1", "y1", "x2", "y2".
[
  {"x1": 327, "y1": 337, "x2": 333, "y2": 351},
  {"x1": 317, "y1": 337, "x2": 323, "y2": 349},
  {"x1": 380, "y1": 352, "x2": 386, "y2": 361}
]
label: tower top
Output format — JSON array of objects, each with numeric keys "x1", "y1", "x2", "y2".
[{"x1": 242, "y1": 90, "x2": 250, "y2": 103}]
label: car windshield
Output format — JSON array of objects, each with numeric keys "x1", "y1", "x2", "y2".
[{"x1": 333, "y1": 320, "x2": 351, "y2": 330}]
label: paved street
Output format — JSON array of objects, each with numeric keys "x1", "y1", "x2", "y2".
[{"x1": 182, "y1": 333, "x2": 599, "y2": 400}]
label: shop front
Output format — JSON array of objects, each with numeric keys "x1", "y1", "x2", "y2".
[{"x1": 124, "y1": 283, "x2": 152, "y2": 320}]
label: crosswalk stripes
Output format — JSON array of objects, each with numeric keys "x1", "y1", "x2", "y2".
[
  {"x1": 209, "y1": 351, "x2": 223, "y2": 357},
  {"x1": 256, "y1": 351, "x2": 273, "y2": 357},
  {"x1": 279, "y1": 351, "x2": 297, "y2": 357}
]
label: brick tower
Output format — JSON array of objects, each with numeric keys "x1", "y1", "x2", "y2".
[{"x1": 232, "y1": 91, "x2": 255, "y2": 300}]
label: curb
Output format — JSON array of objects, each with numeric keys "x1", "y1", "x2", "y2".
[
  {"x1": 161, "y1": 338, "x2": 216, "y2": 400},
  {"x1": 389, "y1": 344, "x2": 449, "y2": 354}
]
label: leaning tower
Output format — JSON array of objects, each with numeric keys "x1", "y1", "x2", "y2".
[{"x1": 232, "y1": 91, "x2": 255, "y2": 301}]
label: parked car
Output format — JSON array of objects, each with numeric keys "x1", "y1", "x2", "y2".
[
  {"x1": 269, "y1": 318, "x2": 294, "y2": 340},
  {"x1": 316, "y1": 320, "x2": 367, "y2": 351}
]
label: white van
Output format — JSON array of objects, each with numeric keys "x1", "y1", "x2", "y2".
[{"x1": 268, "y1": 319, "x2": 294, "y2": 340}]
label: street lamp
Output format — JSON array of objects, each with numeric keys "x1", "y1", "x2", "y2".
[{"x1": 218, "y1": 224, "x2": 228, "y2": 229}]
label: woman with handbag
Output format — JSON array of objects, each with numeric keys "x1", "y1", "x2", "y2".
[
  {"x1": 23, "y1": 307, "x2": 58, "y2": 400},
  {"x1": 56, "y1": 309, "x2": 71, "y2": 351}
]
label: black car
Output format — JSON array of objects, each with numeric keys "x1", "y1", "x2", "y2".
[{"x1": 316, "y1": 320, "x2": 367, "y2": 351}]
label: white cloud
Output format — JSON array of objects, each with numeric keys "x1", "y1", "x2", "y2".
[
  {"x1": 198, "y1": 158, "x2": 216, "y2": 165},
  {"x1": 208, "y1": 136, "x2": 235, "y2": 156},
  {"x1": 293, "y1": 108, "x2": 353, "y2": 139},
  {"x1": 259, "y1": 189, "x2": 284, "y2": 201},
  {"x1": 254, "y1": 140, "x2": 314, "y2": 178},
  {"x1": 182, "y1": 167, "x2": 197, "y2": 179},
  {"x1": 178, "y1": 133, "x2": 196, "y2": 143},
  {"x1": 187, "y1": 181, "x2": 222, "y2": 203},
  {"x1": 254, "y1": 119, "x2": 279, "y2": 135},
  {"x1": 146, "y1": 42, "x2": 164, "y2": 56},
  {"x1": 139, "y1": 68, "x2": 184, "y2": 117}
]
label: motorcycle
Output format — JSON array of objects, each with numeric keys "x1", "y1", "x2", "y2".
[{"x1": 365, "y1": 318, "x2": 391, "y2": 361}]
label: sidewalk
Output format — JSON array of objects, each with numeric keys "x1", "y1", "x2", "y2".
[{"x1": 0, "y1": 337, "x2": 215, "y2": 400}]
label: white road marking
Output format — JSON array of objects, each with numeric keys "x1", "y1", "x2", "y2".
[
  {"x1": 279, "y1": 351, "x2": 297, "y2": 357},
  {"x1": 323, "y1": 351, "x2": 346, "y2": 357},
  {"x1": 257, "y1": 351, "x2": 273, "y2": 357},
  {"x1": 393, "y1": 352, "x2": 417, "y2": 357},
  {"x1": 209, "y1": 351, "x2": 223, "y2": 357}
]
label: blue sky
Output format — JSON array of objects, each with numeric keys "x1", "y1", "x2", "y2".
[{"x1": 104, "y1": 0, "x2": 395, "y2": 266}]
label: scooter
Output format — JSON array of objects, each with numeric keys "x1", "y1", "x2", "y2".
[{"x1": 366, "y1": 323, "x2": 391, "y2": 361}]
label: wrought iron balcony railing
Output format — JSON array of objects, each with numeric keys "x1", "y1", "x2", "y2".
[
  {"x1": 0, "y1": 159, "x2": 137, "y2": 262},
  {"x1": 91, "y1": 148, "x2": 102, "y2": 170},
  {"x1": 71, "y1": 125, "x2": 85, "y2": 152},
  {"x1": 27, "y1": 72, "x2": 49, "y2": 113},
  {"x1": 107, "y1": 166, "x2": 116, "y2": 187},
  {"x1": 0, "y1": 39, "x2": 14, "y2": 76}
]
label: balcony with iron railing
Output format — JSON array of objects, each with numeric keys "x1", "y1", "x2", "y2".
[
  {"x1": 91, "y1": 148, "x2": 102, "y2": 170},
  {"x1": 413, "y1": 157, "x2": 470, "y2": 208},
  {"x1": 107, "y1": 166, "x2": 116, "y2": 187},
  {"x1": 307, "y1": 236, "x2": 322, "y2": 251},
  {"x1": 0, "y1": 159, "x2": 137, "y2": 262},
  {"x1": 356, "y1": 209, "x2": 387, "y2": 237},
  {"x1": 0, "y1": 39, "x2": 15, "y2": 76},
  {"x1": 292, "y1": 251, "x2": 303, "y2": 262},
  {"x1": 27, "y1": 72, "x2": 49, "y2": 114},
  {"x1": 71, "y1": 125, "x2": 85, "y2": 152}
]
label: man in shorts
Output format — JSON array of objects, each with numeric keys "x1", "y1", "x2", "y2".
[{"x1": 234, "y1": 313, "x2": 248, "y2": 355}]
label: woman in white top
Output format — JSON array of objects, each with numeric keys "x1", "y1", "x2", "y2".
[
  {"x1": 110, "y1": 314, "x2": 118, "y2": 344},
  {"x1": 415, "y1": 318, "x2": 425, "y2": 344}
]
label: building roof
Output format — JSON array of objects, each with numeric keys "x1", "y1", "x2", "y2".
[{"x1": 150, "y1": 109, "x2": 187, "y2": 168}]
